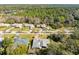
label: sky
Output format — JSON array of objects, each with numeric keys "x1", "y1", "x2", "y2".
[{"x1": 0, "y1": 0, "x2": 79, "y2": 4}]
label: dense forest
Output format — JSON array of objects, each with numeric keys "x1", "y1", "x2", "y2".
[{"x1": 0, "y1": 5, "x2": 79, "y2": 28}]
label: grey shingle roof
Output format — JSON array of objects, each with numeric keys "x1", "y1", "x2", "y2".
[
  {"x1": 14, "y1": 37, "x2": 29, "y2": 47},
  {"x1": 0, "y1": 38, "x2": 3, "y2": 43},
  {"x1": 32, "y1": 39, "x2": 41, "y2": 48},
  {"x1": 41, "y1": 39, "x2": 50, "y2": 48},
  {"x1": 0, "y1": 37, "x2": 3, "y2": 47},
  {"x1": 32, "y1": 39, "x2": 50, "y2": 48}
]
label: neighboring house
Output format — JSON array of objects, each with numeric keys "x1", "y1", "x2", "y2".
[
  {"x1": 41, "y1": 39, "x2": 50, "y2": 48},
  {"x1": 32, "y1": 38, "x2": 41, "y2": 49},
  {"x1": 32, "y1": 38, "x2": 50, "y2": 49},
  {"x1": 4, "y1": 24, "x2": 10, "y2": 27},
  {"x1": 0, "y1": 23, "x2": 10, "y2": 27},
  {"x1": 14, "y1": 36, "x2": 29, "y2": 47},
  {"x1": 41, "y1": 24, "x2": 46, "y2": 28},
  {"x1": 24, "y1": 24, "x2": 34, "y2": 29},
  {"x1": 11, "y1": 23, "x2": 23, "y2": 28},
  {"x1": 64, "y1": 29, "x2": 73, "y2": 35},
  {"x1": 0, "y1": 37, "x2": 3, "y2": 43},
  {"x1": 36, "y1": 24, "x2": 46, "y2": 28},
  {"x1": 0, "y1": 37, "x2": 3, "y2": 47}
]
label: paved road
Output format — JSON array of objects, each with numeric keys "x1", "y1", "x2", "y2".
[{"x1": 0, "y1": 28, "x2": 73, "y2": 35}]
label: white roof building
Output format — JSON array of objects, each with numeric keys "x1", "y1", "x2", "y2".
[
  {"x1": 11, "y1": 23, "x2": 23, "y2": 28},
  {"x1": 36, "y1": 24, "x2": 46, "y2": 28},
  {"x1": 0, "y1": 37, "x2": 3, "y2": 43},
  {"x1": 24, "y1": 24, "x2": 34, "y2": 29},
  {"x1": 32, "y1": 38, "x2": 50, "y2": 49},
  {"x1": 0, "y1": 23, "x2": 10, "y2": 27}
]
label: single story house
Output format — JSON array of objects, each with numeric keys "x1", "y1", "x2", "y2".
[
  {"x1": 0, "y1": 23, "x2": 10, "y2": 27},
  {"x1": 32, "y1": 38, "x2": 50, "y2": 49},
  {"x1": 11, "y1": 23, "x2": 23, "y2": 28},
  {"x1": 24, "y1": 24, "x2": 34, "y2": 29},
  {"x1": 0, "y1": 37, "x2": 3, "y2": 42},
  {"x1": 36, "y1": 24, "x2": 46, "y2": 28},
  {"x1": 0, "y1": 37, "x2": 3, "y2": 47},
  {"x1": 14, "y1": 36, "x2": 29, "y2": 47},
  {"x1": 64, "y1": 29, "x2": 73, "y2": 35}
]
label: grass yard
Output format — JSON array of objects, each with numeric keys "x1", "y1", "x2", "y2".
[
  {"x1": 2, "y1": 33, "x2": 48, "y2": 41},
  {"x1": 3, "y1": 34, "x2": 15, "y2": 38},
  {"x1": 39, "y1": 33, "x2": 48, "y2": 39},
  {"x1": 75, "y1": 40, "x2": 79, "y2": 47},
  {"x1": 21, "y1": 27, "x2": 29, "y2": 31},
  {"x1": 19, "y1": 33, "x2": 35, "y2": 40},
  {"x1": 0, "y1": 26, "x2": 10, "y2": 31},
  {"x1": 11, "y1": 27, "x2": 21, "y2": 31},
  {"x1": 19, "y1": 33, "x2": 48, "y2": 40},
  {"x1": 11, "y1": 27, "x2": 29, "y2": 32},
  {"x1": 32, "y1": 28, "x2": 40, "y2": 32},
  {"x1": 2, "y1": 33, "x2": 48, "y2": 39}
]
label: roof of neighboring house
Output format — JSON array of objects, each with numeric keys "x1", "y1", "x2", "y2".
[
  {"x1": 32, "y1": 39, "x2": 50, "y2": 48},
  {"x1": 24, "y1": 24, "x2": 34, "y2": 26},
  {"x1": 0, "y1": 37, "x2": 3, "y2": 43},
  {"x1": 0, "y1": 23, "x2": 10, "y2": 26},
  {"x1": 41, "y1": 39, "x2": 50, "y2": 47},
  {"x1": 32, "y1": 39, "x2": 41, "y2": 48},
  {"x1": 11, "y1": 24, "x2": 22, "y2": 26},
  {"x1": 0, "y1": 37, "x2": 3, "y2": 47},
  {"x1": 14, "y1": 37, "x2": 29, "y2": 47}
]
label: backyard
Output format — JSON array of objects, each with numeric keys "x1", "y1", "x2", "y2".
[{"x1": 0, "y1": 26, "x2": 10, "y2": 31}]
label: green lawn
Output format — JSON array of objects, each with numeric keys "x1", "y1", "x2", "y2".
[
  {"x1": 19, "y1": 33, "x2": 48, "y2": 39},
  {"x1": 11, "y1": 27, "x2": 21, "y2": 31},
  {"x1": 19, "y1": 34, "x2": 35, "y2": 40},
  {"x1": 3, "y1": 34, "x2": 15, "y2": 38},
  {"x1": 32, "y1": 28, "x2": 40, "y2": 32},
  {"x1": 0, "y1": 26, "x2": 10, "y2": 31},
  {"x1": 21, "y1": 27, "x2": 29, "y2": 31},
  {"x1": 39, "y1": 33, "x2": 48, "y2": 39},
  {"x1": 2, "y1": 33, "x2": 48, "y2": 43},
  {"x1": 11, "y1": 27, "x2": 29, "y2": 32}
]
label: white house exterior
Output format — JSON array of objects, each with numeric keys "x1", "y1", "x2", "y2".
[
  {"x1": 24, "y1": 24, "x2": 34, "y2": 29},
  {"x1": 0, "y1": 23, "x2": 10, "y2": 27},
  {"x1": 36, "y1": 24, "x2": 46, "y2": 28},
  {"x1": 32, "y1": 38, "x2": 50, "y2": 49},
  {"x1": 0, "y1": 37, "x2": 3, "y2": 43},
  {"x1": 11, "y1": 23, "x2": 23, "y2": 28}
]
